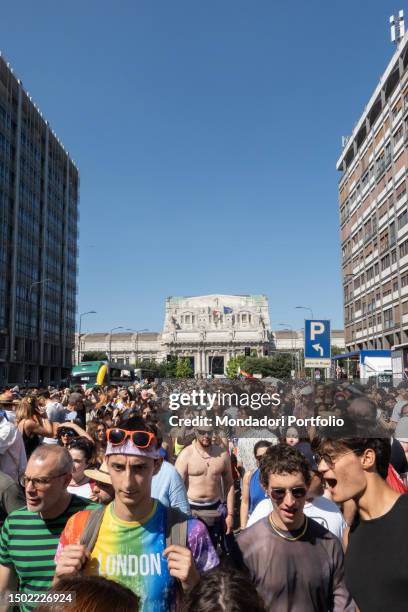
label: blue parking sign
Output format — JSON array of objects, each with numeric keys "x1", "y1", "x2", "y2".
[{"x1": 304, "y1": 320, "x2": 331, "y2": 360}]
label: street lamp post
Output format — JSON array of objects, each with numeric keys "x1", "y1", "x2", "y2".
[
  {"x1": 109, "y1": 326, "x2": 124, "y2": 362},
  {"x1": 77, "y1": 311, "x2": 97, "y2": 364},
  {"x1": 23, "y1": 278, "x2": 52, "y2": 384},
  {"x1": 278, "y1": 323, "x2": 296, "y2": 378},
  {"x1": 125, "y1": 328, "x2": 149, "y2": 364},
  {"x1": 295, "y1": 306, "x2": 315, "y2": 379},
  {"x1": 295, "y1": 305, "x2": 314, "y2": 319}
]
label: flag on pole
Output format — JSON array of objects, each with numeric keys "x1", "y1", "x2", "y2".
[
  {"x1": 223, "y1": 307, "x2": 233, "y2": 314},
  {"x1": 239, "y1": 369, "x2": 254, "y2": 379}
]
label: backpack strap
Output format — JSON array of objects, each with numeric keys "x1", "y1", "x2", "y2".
[
  {"x1": 165, "y1": 506, "x2": 189, "y2": 548},
  {"x1": 79, "y1": 506, "x2": 106, "y2": 552}
]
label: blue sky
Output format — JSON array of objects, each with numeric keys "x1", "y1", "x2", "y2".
[{"x1": 0, "y1": 1, "x2": 404, "y2": 333}]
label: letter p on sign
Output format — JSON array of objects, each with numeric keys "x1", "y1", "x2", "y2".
[{"x1": 310, "y1": 321, "x2": 325, "y2": 340}]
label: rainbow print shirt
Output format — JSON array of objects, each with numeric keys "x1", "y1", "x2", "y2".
[{"x1": 56, "y1": 501, "x2": 218, "y2": 611}]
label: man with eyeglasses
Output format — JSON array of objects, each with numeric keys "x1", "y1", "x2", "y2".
[
  {"x1": 237, "y1": 444, "x2": 353, "y2": 611},
  {"x1": 0, "y1": 445, "x2": 98, "y2": 612},
  {"x1": 53, "y1": 416, "x2": 218, "y2": 610},
  {"x1": 317, "y1": 434, "x2": 408, "y2": 612}
]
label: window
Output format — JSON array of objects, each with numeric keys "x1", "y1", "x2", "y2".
[
  {"x1": 384, "y1": 309, "x2": 393, "y2": 328},
  {"x1": 381, "y1": 254, "x2": 390, "y2": 271},
  {"x1": 374, "y1": 263, "x2": 379, "y2": 275},
  {"x1": 398, "y1": 209, "x2": 408, "y2": 229},
  {"x1": 394, "y1": 124, "x2": 403, "y2": 143},
  {"x1": 400, "y1": 238, "x2": 408, "y2": 258},
  {"x1": 402, "y1": 273, "x2": 408, "y2": 288},
  {"x1": 396, "y1": 181, "x2": 407, "y2": 201}
]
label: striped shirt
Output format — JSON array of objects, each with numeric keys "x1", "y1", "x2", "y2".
[{"x1": 0, "y1": 495, "x2": 99, "y2": 611}]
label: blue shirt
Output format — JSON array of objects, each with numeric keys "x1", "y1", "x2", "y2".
[{"x1": 151, "y1": 460, "x2": 191, "y2": 516}]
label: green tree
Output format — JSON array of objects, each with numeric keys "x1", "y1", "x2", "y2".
[
  {"x1": 331, "y1": 345, "x2": 344, "y2": 356},
  {"x1": 241, "y1": 356, "x2": 275, "y2": 377},
  {"x1": 175, "y1": 358, "x2": 194, "y2": 379},
  {"x1": 226, "y1": 355, "x2": 246, "y2": 379},
  {"x1": 268, "y1": 353, "x2": 292, "y2": 379},
  {"x1": 82, "y1": 351, "x2": 107, "y2": 362}
]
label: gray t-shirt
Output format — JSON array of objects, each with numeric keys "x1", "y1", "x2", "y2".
[{"x1": 237, "y1": 515, "x2": 354, "y2": 611}]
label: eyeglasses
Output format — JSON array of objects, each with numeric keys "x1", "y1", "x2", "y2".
[
  {"x1": 270, "y1": 487, "x2": 307, "y2": 501},
  {"x1": 196, "y1": 430, "x2": 212, "y2": 436},
  {"x1": 314, "y1": 449, "x2": 361, "y2": 469},
  {"x1": 20, "y1": 472, "x2": 68, "y2": 489},
  {"x1": 106, "y1": 428, "x2": 156, "y2": 449}
]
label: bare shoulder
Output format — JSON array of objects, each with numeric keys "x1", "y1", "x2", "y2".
[{"x1": 177, "y1": 444, "x2": 194, "y2": 461}]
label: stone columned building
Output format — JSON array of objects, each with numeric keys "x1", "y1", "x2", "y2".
[{"x1": 161, "y1": 294, "x2": 274, "y2": 376}]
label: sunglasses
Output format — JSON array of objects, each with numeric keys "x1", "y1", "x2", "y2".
[
  {"x1": 270, "y1": 487, "x2": 307, "y2": 501},
  {"x1": 314, "y1": 449, "x2": 361, "y2": 469},
  {"x1": 106, "y1": 428, "x2": 156, "y2": 448},
  {"x1": 59, "y1": 429, "x2": 76, "y2": 437},
  {"x1": 196, "y1": 429, "x2": 212, "y2": 436}
]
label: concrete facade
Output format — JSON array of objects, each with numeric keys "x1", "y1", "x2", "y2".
[{"x1": 337, "y1": 31, "x2": 408, "y2": 352}]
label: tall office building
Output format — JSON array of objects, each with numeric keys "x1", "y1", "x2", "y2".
[
  {"x1": 337, "y1": 27, "x2": 408, "y2": 354},
  {"x1": 0, "y1": 54, "x2": 79, "y2": 385}
]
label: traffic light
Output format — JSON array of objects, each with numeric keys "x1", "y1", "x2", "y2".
[
  {"x1": 244, "y1": 347, "x2": 251, "y2": 356},
  {"x1": 166, "y1": 354, "x2": 172, "y2": 362}
]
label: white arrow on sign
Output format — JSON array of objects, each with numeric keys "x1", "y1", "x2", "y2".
[{"x1": 312, "y1": 343, "x2": 324, "y2": 356}]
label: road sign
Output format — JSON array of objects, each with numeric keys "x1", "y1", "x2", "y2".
[{"x1": 304, "y1": 320, "x2": 331, "y2": 368}]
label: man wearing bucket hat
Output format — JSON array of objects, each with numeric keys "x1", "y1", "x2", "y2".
[
  {"x1": 54, "y1": 416, "x2": 218, "y2": 609},
  {"x1": 84, "y1": 460, "x2": 115, "y2": 506}
]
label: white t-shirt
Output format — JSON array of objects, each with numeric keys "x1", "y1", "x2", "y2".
[
  {"x1": 67, "y1": 481, "x2": 93, "y2": 499},
  {"x1": 246, "y1": 495, "x2": 347, "y2": 539}
]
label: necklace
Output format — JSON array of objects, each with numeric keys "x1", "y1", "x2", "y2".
[
  {"x1": 269, "y1": 513, "x2": 308, "y2": 541},
  {"x1": 193, "y1": 441, "x2": 212, "y2": 467}
]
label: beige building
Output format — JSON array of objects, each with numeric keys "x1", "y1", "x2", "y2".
[
  {"x1": 76, "y1": 294, "x2": 274, "y2": 375},
  {"x1": 161, "y1": 294, "x2": 273, "y2": 376},
  {"x1": 337, "y1": 28, "x2": 408, "y2": 352}
]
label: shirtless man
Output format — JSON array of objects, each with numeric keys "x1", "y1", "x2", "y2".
[{"x1": 175, "y1": 425, "x2": 234, "y2": 545}]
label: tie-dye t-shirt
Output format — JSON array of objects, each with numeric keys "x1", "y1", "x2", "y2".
[{"x1": 56, "y1": 500, "x2": 219, "y2": 611}]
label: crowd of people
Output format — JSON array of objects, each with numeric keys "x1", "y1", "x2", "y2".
[{"x1": 0, "y1": 377, "x2": 406, "y2": 610}]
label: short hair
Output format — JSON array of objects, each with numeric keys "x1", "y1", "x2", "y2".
[
  {"x1": 259, "y1": 444, "x2": 312, "y2": 489},
  {"x1": 253, "y1": 440, "x2": 273, "y2": 458},
  {"x1": 316, "y1": 436, "x2": 391, "y2": 479},
  {"x1": 68, "y1": 437, "x2": 94, "y2": 463},
  {"x1": 37, "y1": 576, "x2": 139, "y2": 612},
  {"x1": 29, "y1": 445, "x2": 73, "y2": 475},
  {"x1": 183, "y1": 567, "x2": 265, "y2": 612},
  {"x1": 107, "y1": 385, "x2": 118, "y2": 392}
]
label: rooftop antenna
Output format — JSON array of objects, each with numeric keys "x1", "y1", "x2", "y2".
[{"x1": 390, "y1": 10, "x2": 405, "y2": 46}]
